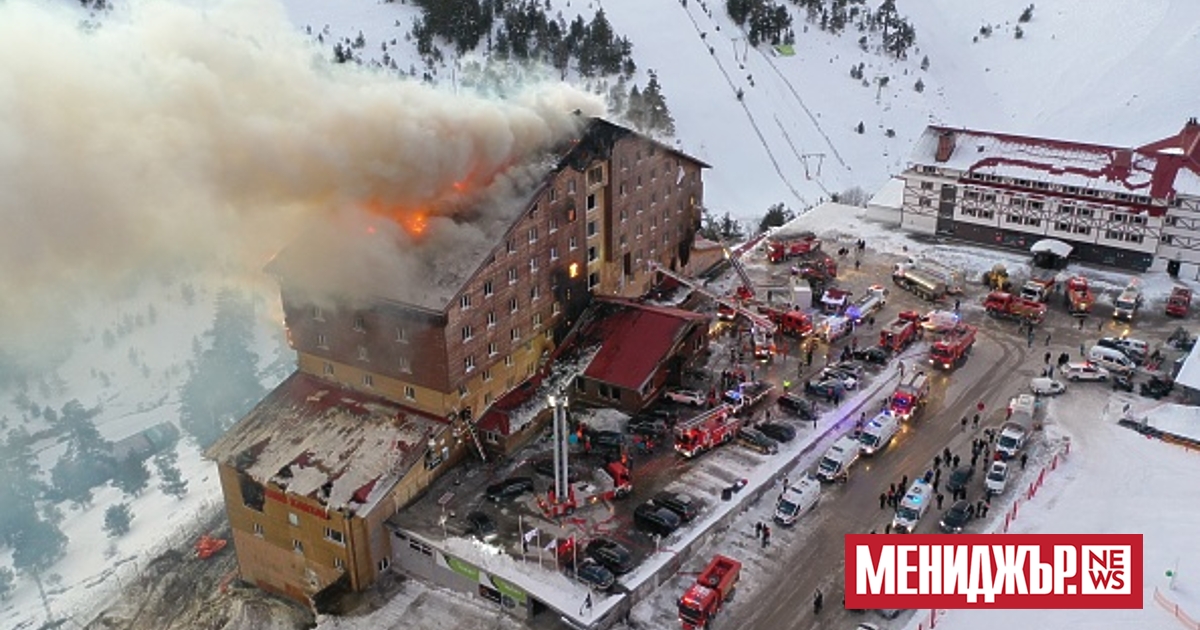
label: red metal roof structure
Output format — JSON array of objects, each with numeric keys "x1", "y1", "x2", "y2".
[
  {"x1": 581, "y1": 298, "x2": 709, "y2": 392},
  {"x1": 912, "y1": 119, "x2": 1200, "y2": 214}
]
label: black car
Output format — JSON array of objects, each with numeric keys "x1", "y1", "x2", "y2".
[
  {"x1": 758, "y1": 422, "x2": 797, "y2": 443},
  {"x1": 530, "y1": 458, "x2": 581, "y2": 483},
  {"x1": 634, "y1": 502, "x2": 682, "y2": 536},
  {"x1": 804, "y1": 379, "x2": 846, "y2": 402},
  {"x1": 778, "y1": 393, "x2": 817, "y2": 420},
  {"x1": 465, "y1": 511, "x2": 498, "y2": 543},
  {"x1": 939, "y1": 500, "x2": 973, "y2": 533},
  {"x1": 486, "y1": 476, "x2": 535, "y2": 502},
  {"x1": 945, "y1": 466, "x2": 974, "y2": 495},
  {"x1": 572, "y1": 558, "x2": 615, "y2": 591},
  {"x1": 585, "y1": 537, "x2": 635, "y2": 574},
  {"x1": 828, "y1": 361, "x2": 866, "y2": 380},
  {"x1": 652, "y1": 491, "x2": 702, "y2": 522},
  {"x1": 737, "y1": 427, "x2": 780, "y2": 455},
  {"x1": 852, "y1": 346, "x2": 891, "y2": 365},
  {"x1": 588, "y1": 430, "x2": 626, "y2": 454},
  {"x1": 1112, "y1": 373, "x2": 1135, "y2": 392},
  {"x1": 1140, "y1": 376, "x2": 1174, "y2": 399},
  {"x1": 627, "y1": 417, "x2": 669, "y2": 438}
]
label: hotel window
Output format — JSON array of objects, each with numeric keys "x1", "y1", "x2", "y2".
[
  {"x1": 324, "y1": 528, "x2": 345, "y2": 545},
  {"x1": 317, "y1": 333, "x2": 328, "y2": 349},
  {"x1": 528, "y1": 227, "x2": 538, "y2": 243},
  {"x1": 920, "y1": 181, "x2": 934, "y2": 190},
  {"x1": 918, "y1": 198, "x2": 931, "y2": 207},
  {"x1": 587, "y1": 193, "x2": 597, "y2": 212},
  {"x1": 588, "y1": 272, "x2": 600, "y2": 290},
  {"x1": 552, "y1": 302, "x2": 562, "y2": 315},
  {"x1": 505, "y1": 355, "x2": 514, "y2": 367},
  {"x1": 488, "y1": 342, "x2": 498, "y2": 357},
  {"x1": 253, "y1": 523, "x2": 264, "y2": 537},
  {"x1": 483, "y1": 280, "x2": 493, "y2": 297},
  {"x1": 461, "y1": 325, "x2": 473, "y2": 341},
  {"x1": 357, "y1": 346, "x2": 369, "y2": 361},
  {"x1": 567, "y1": 207, "x2": 577, "y2": 223},
  {"x1": 568, "y1": 180, "x2": 577, "y2": 194},
  {"x1": 508, "y1": 267, "x2": 518, "y2": 284},
  {"x1": 509, "y1": 297, "x2": 519, "y2": 313},
  {"x1": 458, "y1": 385, "x2": 469, "y2": 397},
  {"x1": 404, "y1": 385, "x2": 416, "y2": 400},
  {"x1": 464, "y1": 355, "x2": 476, "y2": 372},
  {"x1": 378, "y1": 558, "x2": 391, "y2": 572},
  {"x1": 529, "y1": 203, "x2": 539, "y2": 218},
  {"x1": 587, "y1": 221, "x2": 597, "y2": 237},
  {"x1": 312, "y1": 306, "x2": 324, "y2": 321},
  {"x1": 1028, "y1": 201, "x2": 1044, "y2": 211},
  {"x1": 293, "y1": 540, "x2": 304, "y2": 554},
  {"x1": 531, "y1": 285, "x2": 541, "y2": 301},
  {"x1": 510, "y1": 328, "x2": 521, "y2": 342},
  {"x1": 549, "y1": 217, "x2": 558, "y2": 233},
  {"x1": 569, "y1": 235, "x2": 578, "y2": 250},
  {"x1": 1055, "y1": 221, "x2": 1071, "y2": 231},
  {"x1": 323, "y1": 362, "x2": 334, "y2": 376},
  {"x1": 398, "y1": 356, "x2": 412, "y2": 373},
  {"x1": 362, "y1": 374, "x2": 374, "y2": 388},
  {"x1": 588, "y1": 246, "x2": 598, "y2": 262},
  {"x1": 529, "y1": 256, "x2": 539, "y2": 272},
  {"x1": 533, "y1": 313, "x2": 543, "y2": 328},
  {"x1": 619, "y1": 182, "x2": 627, "y2": 196},
  {"x1": 487, "y1": 311, "x2": 497, "y2": 328},
  {"x1": 550, "y1": 246, "x2": 559, "y2": 261},
  {"x1": 506, "y1": 240, "x2": 516, "y2": 254},
  {"x1": 334, "y1": 557, "x2": 345, "y2": 570},
  {"x1": 288, "y1": 513, "x2": 300, "y2": 527},
  {"x1": 396, "y1": 327, "x2": 408, "y2": 343},
  {"x1": 459, "y1": 294, "x2": 471, "y2": 310},
  {"x1": 588, "y1": 166, "x2": 603, "y2": 186},
  {"x1": 549, "y1": 188, "x2": 558, "y2": 202},
  {"x1": 353, "y1": 315, "x2": 366, "y2": 331},
  {"x1": 482, "y1": 369, "x2": 493, "y2": 382}
]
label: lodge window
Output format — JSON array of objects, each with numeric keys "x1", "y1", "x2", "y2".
[
  {"x1": 398, "y1": 356, "x2": 412, "y2": 373},
  {"x1": 483, "y1": 369, "x2": 493, "y2": 382},
  {"x1": 588, "y1": 272, "x2": 600, "y2": 290},
  {"x1": 459, "y1": 294, "x2": 471, "y2": 310},
  {"x1": 619, "y1": 182, "x2": 627, "y2": 196},
  {"x1": 508, "y1": 268, "x2": 518, "y2": 284},
  {"x1": 487, "y1": 311, "x2": 497, "y2": 328},
  {"x1": 920, "y1": 181, "x2": 934, "y2": 190},
  {"x1": 353, "y1": 315, "x2": 366, "y2": 332},
  {"x1": 324, "y1": 527, "x2": 345, "y2": 545},
  {"x1": 1028, "y1": 201, "x2": 1044, "y2": 211},
  {"x1": 509, "y1": 297, "x2": 519, "y2": 313},
  {"x1": 288, "y1": 513, "x2": 300, "y2": 527},
  {"x1": 1074, "y1": 225, "x2": 1091, "y2": 235},
  {"x1": 488, "y1": 342, "x2": 498, "y2": 356},
  {"x1": 396, "y1": 327, "x2": 408, "y2": 343},
  {"x1": 357, "y1": 346, "x2": 369, "y2": 361},
  {"x1": 334, "y1": 557, "x2": 345, "y2": 569},
  {"x1": 483, "y1": 280, "x2": 493, "y2": 298},
  {"x1": 552, "y1": 302, "x2": 562, "y2": 315},
  {"x1": 550, "y1": 246, "x2": 559, "y2": 261},
  {"x1": 506, "y1": 240, "x2": 516, "y2": 254},
  {"x1": 531, "y1": 285, "x2": 541, "y2": 301},
  {"x1": 404, "y1": 385, "x2": 416, "y2": 400},
  {"x1": 253, "y1": 523, "x2": 264, "y2": 537},
  {"x1": 312, "y1": 306, "x2": 324, "y2": 321},
  {"x1": 587, "y1": 221, "x2": 597, "y2": 237},
  {"x1": 293, "y1": 540, "x2": 304, "y2": 554},
  {"x1": 569, "y1": 236, "x2": 579, "y2": 250},
  {"x1": 549, "y1": 188, "x2": 558, "y2": 202},
  {"x1": 528, "y1": 227, "x2": 538, "y2": 243},
  {"x1": 918, "y1": 198, "x2": 931, "y2": 207},
  {"x1": 587, "y1": 194, "x2": 597, "y2": 212},
  {"x1": 378, "y1": 558, "x2": 391, "y2": 572},
  {"x1": 461, "y1": 325, "x2": 473, "y2": 342},
  {"x1": 504, "y1": 355, "x2": 514, "y2": 367},
  {"x1": 588, "y1": 166, "x2": 603, "y2": 186},
  {"x1": 316, "y1": 333, "x2": 328, "y2": 349},
  {"x1": 567, "y1": 207, "x2": 577, "y2": 222},
  {"x1": 588, "y1": 246, "x2": 598, "y2": 262},
  {"x1": 568, "y1": 180, "x2": 577, "y2": 194},
  {"x1": 510, "y1": 328, "x2": 521, "y2": 342},
  {"x1": 549, "y1": 217, "x2": 558, "y2": 233},
  {"x1": 464, "y1": 355, "x2": 476, "y2": 372},
  {"x1": 323, "y1": 362, "x2": 334, "y2": 376},
  {"x1": 533, "y1": 313, "x2": 543, "y2": 328},
  {"x1": 1054, "y1": 222, "x2": 1071, "y2": 231},
  {"x1": 362, "y1": 374, "x2": 374, "y2": 388}
]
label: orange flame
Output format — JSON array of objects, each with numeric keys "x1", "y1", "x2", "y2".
[{"x1": 362, "y1": 198, "x2": 431, "y2": 238}]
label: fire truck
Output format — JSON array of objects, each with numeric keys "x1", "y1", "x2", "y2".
[
  {"x1": 929, "y1": 324, "x2": 976, "y2": 370},
  {"x1": 983, "y1": 291, "x2": 1047, "y2": 324},
  {"x1": 889, "y1": 371, "x2": 930, "y2": 421},
  {"x1": 1019, "y1": 276, "x2": 1057, "y2": 303},
  {"x1": 846, "y1": 285, "x2": 888, "y2": 323},
  {"x1": 678, "y1": 555, "x2": 742, "y2": 630},
  {"x1": 541, "y1": 461, "x2": 633, "y2": 517},
  {"x1": 791, "y1": 251, "x2": 839, "y2": 284},
  {"x1": 766, "y1": 231, "x2": 820, "y2": 263},
  {"x1": 759, "y1": 305, "x2": 813, "y2": 337},
  {"x1": 820, "y1": 287, "x2": 852, "y2": 314},
  {"x1": 879, "y1": 311, "x2": 922, "y2": 352},
  {"x1": 1064, "y1": 276, "x2": 1094, "y2": 315},
  {"x1": 892, "y1": 263, "x2": 949, "y2": 301},
  {"x1": 723, "y1": 381, "x2": 774, "y2": 415},
  {"x1": 1166, "y1": 286, "x2": 1192, "y2": 317},
  {"x1": 674, "y1": 405, "x2": 742, "y2": 458}
]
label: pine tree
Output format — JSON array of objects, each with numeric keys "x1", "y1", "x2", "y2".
[
  {"x1": 104, "y1": 503, "x2": 133, "y2": 538},
  {"x1": 50, "y1": 400, "x2": 114, "y2": 504},
  {"x1": 155, "y1": 450, "x2": 188, "y2": 499},
  {"x1": 1019, "y1": 4, "x2": 1034, "y2": 23},
  {"x1": 0, "y1": 567, "x2": 12, "y2": 601},
  {"x1": 758, "y1": 203, "x2": 795, "y2": 233},
  {"x1": 642, "y1": 71, "x2": 676, "y2": 136},
  {"x1": 914, "y1": 78, "x2": 925, "y2": 93},
  {"x1": 855, "y1": 121, "x2": 865, "y2": 134},
  {"x1": 111, "y1": 455, "x2": 151, "y2": 497}
]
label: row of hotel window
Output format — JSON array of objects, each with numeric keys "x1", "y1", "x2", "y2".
[
  {"x1": 921, "y1": 168, "x2": 1163, "y2": 206},
  {"x1": 955, "y1": 209, "x2": 1146, "y2": 243}
]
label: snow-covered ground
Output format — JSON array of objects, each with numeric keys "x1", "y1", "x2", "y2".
[{"x1": 901, "y1": 390, "x2": 1200, "y2": 630}]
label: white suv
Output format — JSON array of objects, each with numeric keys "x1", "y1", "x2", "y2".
[
  {"x1": 1065, "y1": 362, "x2": 1110, "y2": 382},
  {"x1": 664, "y1": 388, "x2": 706, "y2": 406}
]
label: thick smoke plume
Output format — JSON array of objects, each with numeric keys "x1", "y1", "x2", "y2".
[{"x1": 0, "y1": 0, "x2": 604, "y2": 366}]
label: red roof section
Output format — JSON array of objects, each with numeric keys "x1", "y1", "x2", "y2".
[{"x1": 582, "y1": 298, "x2": 708, "y2": 392}]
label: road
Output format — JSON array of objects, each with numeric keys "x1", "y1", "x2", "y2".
[{"x1": 720, "y1": 252, "x2": 1184, "y2": 630}]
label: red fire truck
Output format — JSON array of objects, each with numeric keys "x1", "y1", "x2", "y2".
[
  {"x1": 879, "y1": 311, "x2": 922, "y2": 352},
  {"x1": 673, "y1": 406, "x2": 741, "y2": 459},
  {"x1": 1064, "y1": 276, "x2": 1094, "y2": 315},
  {"x1": 541, "y1": 461, "x2": 633, "y2": 517},
  {"x1": 929, "y1": 324, "x2": 977, "y2": 370},
  {"x1": 767, "y1": 232, "x2": 820, "y2": 263},
  {"x1": 983, "y1": 291, "x2": 1047, "y2": 324},
  {"x1": 889, "y1": 371, "x2": 930, "y2": 421},
  {"x1": 678, "y1": 555, "x2": 742, "y2": 630},
  {"x1": 760, "y1": 306, "x2": 813, "y2": 337},
  {"x1": 1166, "y1": 286, "x2": 1192, "y2": 317}
]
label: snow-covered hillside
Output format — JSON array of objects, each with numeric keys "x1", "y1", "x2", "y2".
[{"x1": 279, "y1": 0, "x2": 1200, "y2": 219}]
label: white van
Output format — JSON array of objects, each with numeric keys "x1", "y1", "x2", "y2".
[
  {"x1": 774, "y1": 477, "x2": 821, "y2": 526},
  {"x1": 858, "y1": 411, "x2": 900, "y2": 455},
  {"x1": 816, "y1": 436, "x2": 861, "y2": 482},
  {"x1": 1088, "y1": 346, "x2": 1135, "y2": 374},
  {"x1": 891, "y1": 479, "x2": 933, "y2": 533}
]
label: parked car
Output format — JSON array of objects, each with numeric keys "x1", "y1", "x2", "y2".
[
  {"x1": 634, "y1": 502, "x2": 682, "y2": 536},
  {"x1": 852, "y1": 346, "x2": 891, "y2": 366},
  {"x1": 945, "y1": 466, "x2": 974, "y2": 495},
  {"x1": 819, "y1": 367, "x2": 860, "y2": 391},
  {"x1": 665, "y1": 388, "x2": 707, "y2": 407},
  {"x1": 804, "y1": 379, "x2": 846, "y2": 402},
  {"x1": 939, "y1": 500, "x2": 973, "y2": 533},
  {"x1": 985, "y1": 461, "x2": 1008, "y2": 496},
  {"x1": 1098, "y1": 336, "x2": 1149, "y2": 362},
  {"x1": 584, "y1": 537, "x2": 634, "y2": 575},
  {"x1": 652, "y1": 491, "x2": 702, "y2": 522},
  {"x1": 1065, "y1": 362, "x2": 1110, "y2": 382},
  {"x1": 530, "y1": 458, "x2": 581, "y2": 482},
  {"x1": 737, "y1": 427, "x2": 780, "y2": 455},
  {"x1": 571, "y1": 558, "x2": 615, "y2": 591},
  {"x1": 486, "y1": 476, "x2": 534, "y2": 502},
  {"x1": 627, "y1": 417, "x2": 668, "y2": 437},
  {"x1": 1030, "y1": 377, "x2": 1066, "y2": 396},
  {"x1": 1112, "y1": 373, "x2": 1135, "y2": 392},
  {"x1": 465, "y1": 511, "x2": 498, "y2": 543},
  {"x1": 778, "y1": 393, "x2": 817, "y2": 420},
  {"x1": 1141, "y1": 376, "x2": 1175, "y2": 399},
  {"x1": 588, "y1": 430, "x2": 625, "y2": 454},
  {"x1": 758, "y1": 422, "x2": 797, "y2": 443},
  {"x1": 828, "y1": 361, "x2": 866, "y2": 380}
]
